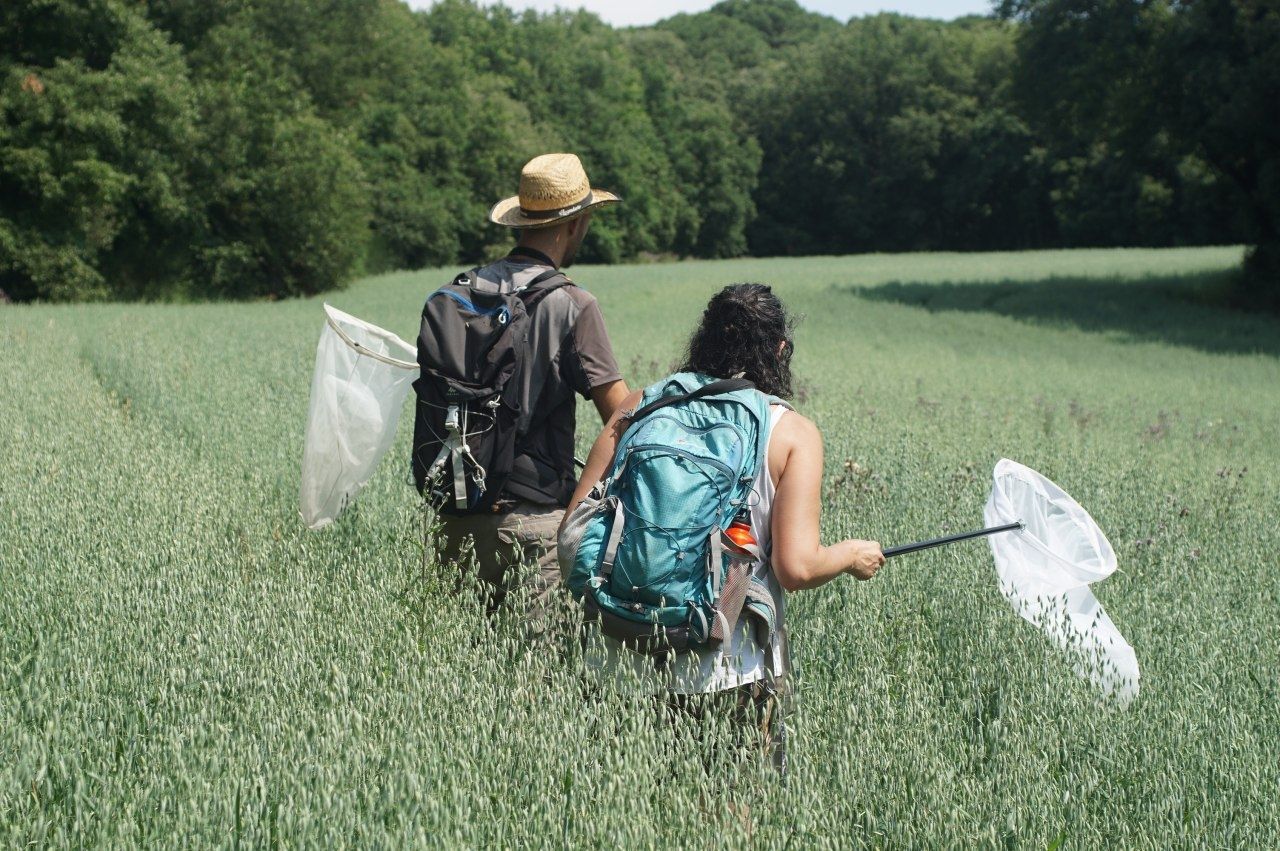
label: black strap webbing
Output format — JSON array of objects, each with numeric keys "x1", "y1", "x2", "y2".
[
  {"x1": 517, "y1": 269, "x2": 571, "y2": 311},
  {"x1": 627, "y1": 378, "x2": 756, "y2": 424},
  {"x1": 455, "y1": 266, "x2": 566, "y2": 293}
]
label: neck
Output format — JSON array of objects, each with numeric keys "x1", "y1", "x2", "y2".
[{"x1": 513, "y1": 235, "x2": 564, "y2": 268}]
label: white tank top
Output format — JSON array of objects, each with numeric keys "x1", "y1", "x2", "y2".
[
  {"x1": 584, "y1": 405, "x2": 789, "y2": 695},
  {"x1": 750, "y1": 404, "x2": 787, "y2": 603}
]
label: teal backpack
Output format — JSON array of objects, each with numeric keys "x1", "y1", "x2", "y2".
[{"x1": 564, "y1": 372, "x2": 786, "y2": 655}]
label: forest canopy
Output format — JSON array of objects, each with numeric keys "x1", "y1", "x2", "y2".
[{"x1": 0, "y1": 0, "x2": 1273, "y2": 304}]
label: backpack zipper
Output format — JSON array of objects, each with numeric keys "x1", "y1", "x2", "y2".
[{"x1": 624, "y1": 444, "x2": 737, "y2": 479}]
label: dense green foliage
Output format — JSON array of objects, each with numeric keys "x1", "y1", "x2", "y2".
[
  {"x1": 0, "y1": 3, "x2": 199, "y2": 301},
  {"x1": 0, "y1": 0, "x2": 369, "y2": 300},
  {"x1": 744, "y1": 15, "x2": 1046, "y2": 254},
  {"x1": 1000, "y1": 0, "x2": 1280, "y2": 308},
  {"x1": 0, "y1": 0, "x2": 1273, "y2": 302},
  {"x1": 2, "y1": 249, "x2": 1278, "y2": 844}
]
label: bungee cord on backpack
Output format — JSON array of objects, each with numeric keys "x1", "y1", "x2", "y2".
[{"x1": 420, "y1": 400, "x2": 493, "y2": 510}]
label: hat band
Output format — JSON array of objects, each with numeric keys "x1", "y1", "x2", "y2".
[{"x1": 519, "y1": 190, "x2": 594, "y2": 220}]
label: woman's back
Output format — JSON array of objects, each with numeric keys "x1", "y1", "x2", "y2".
[
  {"x1": 562, "y1": 284, "x2": 883, "y2": 683},
  {"x1": 560, "y1": 283, "x2": 884, "y2": 769},
  {"x1": 582, "y1": 400, "x2": 792, "y2": 693}
]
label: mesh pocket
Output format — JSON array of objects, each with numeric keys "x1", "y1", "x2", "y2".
[{"x1": 711, "y1": 559, "x2": 751, "y2": 643}]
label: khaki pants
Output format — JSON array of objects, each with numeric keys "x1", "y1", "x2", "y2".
[{"x1": 434, "y1": 501, "x2": 565, "y2": 632}]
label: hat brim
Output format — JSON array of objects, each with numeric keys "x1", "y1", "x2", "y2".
[{"x1": 489, "y1": 189, "x2": 620, "y2": 230}]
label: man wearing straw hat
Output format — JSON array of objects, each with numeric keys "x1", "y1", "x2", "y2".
[{"x1": 427, "y1": 153, "x2": 630, "y2": 630}]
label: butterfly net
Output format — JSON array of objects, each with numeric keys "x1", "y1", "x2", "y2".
[
  {"x1": 984, "y1": 458, "x2": 1140, "y2": 705},
  {"x1": 299, "y1": 305, "x2": 418, "y2": 529}
]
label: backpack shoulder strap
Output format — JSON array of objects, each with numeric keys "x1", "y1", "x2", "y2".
[
  {"x1": 517, "y1": 268, "x2": 573, "y2": 310},
  {"x1": 526, "y1": 267, "x2": 569, "y2": 287},
  {"x1": 764, "y1": 394, "x2": 795, "y2": 412},
  {"x1": 627, "y1": 378, "x2": 756, "y2": 424}
]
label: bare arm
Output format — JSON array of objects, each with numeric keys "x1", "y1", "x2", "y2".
[
  {"x1": 561, "y1": 388, "x2": 644, "y2": 535},
  {"x1": 769, "y1": 414, "x2": 884, "y2": 592},
  {"x1": 590, "y1": 379, "x2": 631, "y2": 425}
]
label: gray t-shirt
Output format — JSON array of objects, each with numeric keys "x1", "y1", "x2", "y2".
[{"x1": 472, "y1": 251, "x2": 621, "y2": 505}]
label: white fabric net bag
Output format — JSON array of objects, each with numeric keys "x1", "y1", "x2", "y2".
[
  {"x1": 984, "y1": 458, "x2": 1140, "y2": 706},
  {"x1": 299, "y1": 304, "x2": 418, "y2": 529}
]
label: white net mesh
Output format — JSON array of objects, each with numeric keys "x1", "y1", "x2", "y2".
[
  {"x1": 299, "y1": 305, "x2": 418, "y2": 530},
  {"x1": 984, "y1": 459, "x2": 1140, "y2": 706}
]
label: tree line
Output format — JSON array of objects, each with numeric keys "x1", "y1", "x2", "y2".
[{"x1": 1, "y1": 0, "x2": 1274, "y2": 305}]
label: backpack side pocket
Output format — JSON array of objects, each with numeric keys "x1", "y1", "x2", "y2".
[
  {"x1": 558, "y1": 482, "x2": 605, "y2": 586},
  {"x1": 744, "y1": 576, "x2": 778, "y2": 649}
]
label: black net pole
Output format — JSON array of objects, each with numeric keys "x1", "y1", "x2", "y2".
[{"x1": 883, "y1": 521, "x2": 1023, "y2": 559}]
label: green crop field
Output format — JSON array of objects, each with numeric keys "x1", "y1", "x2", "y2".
[{"x1": 2, "y1": 246, "x2": 1278, "y2": 847}]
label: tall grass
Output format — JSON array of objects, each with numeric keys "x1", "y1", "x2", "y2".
[{"x1": 2, "y1": 246, "x2": 1277, "y2": 846}]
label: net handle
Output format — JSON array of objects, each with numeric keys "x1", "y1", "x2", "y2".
[{"x1": 883, "y1": 521, "x2": 1023, "y2": 559}]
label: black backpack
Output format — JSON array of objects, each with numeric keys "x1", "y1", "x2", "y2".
[{"x1": 411, "y1": 266, "x2": 571, "y2": 514}]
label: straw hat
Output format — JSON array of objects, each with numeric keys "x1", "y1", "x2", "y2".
[{"x1": 489, "y1": 153, "x2": 620, "y2": 229}]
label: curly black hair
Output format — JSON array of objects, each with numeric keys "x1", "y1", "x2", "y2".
[{"x1": 680, "y1": 283, "x2": 796, "y2": 399}]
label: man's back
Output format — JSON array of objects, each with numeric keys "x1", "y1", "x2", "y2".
[
  {"x1": 418, "y1": 151, "x2": 628, "y2": 635},
  {"x1": 471, "y1": 249, "x2": 620, "y2": 507}
]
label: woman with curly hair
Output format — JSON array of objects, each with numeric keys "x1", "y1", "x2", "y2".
[{"x1": 560, "y1": 283, "x2": 885, "y2": 768}]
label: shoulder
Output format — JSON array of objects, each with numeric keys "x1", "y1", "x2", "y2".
[
  {"x1": 768, "y1": 409, "x2": 821, "y2": 470},
  {"x1": 532, "y1": 284, "x2": 591, "y2": 337},
  {"x1": 772, "y1": 408, "x2": 819, "y2": 446},
  {"x1": 551, "y1": 279, "x2": 596, "y2": 311},
  {"x1": 767, "y1": 409, "x2": 821, "y2": 488},
  {"x1": 547, "y1": 282, "x2": 613, "y2": 345}
]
